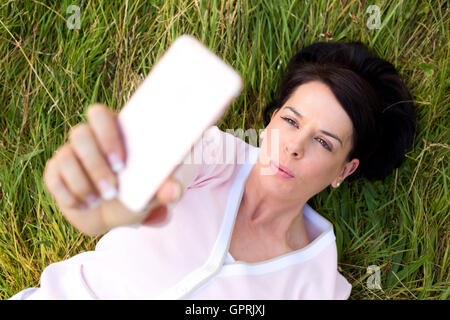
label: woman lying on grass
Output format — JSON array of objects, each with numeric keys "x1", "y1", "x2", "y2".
[{"x1": 10, "y1": 41, "x2": 416, "y2": 300}]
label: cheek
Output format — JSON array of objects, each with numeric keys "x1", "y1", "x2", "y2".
[
  {"x1": 294, "y1": 156, "x2": 340, "y2": 183},
  {"x1": 258, "y1": 133, "x2": 278, "y2": 165},
  {"x1": 259, "y1": 127, "x2": 341, "y2": 183}
]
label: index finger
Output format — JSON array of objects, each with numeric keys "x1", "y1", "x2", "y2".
[{"x1": 86, "y1": 103, "x2": 126, "y2": 173}]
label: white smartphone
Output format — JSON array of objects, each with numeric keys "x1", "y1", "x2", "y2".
[{"x1": 116, "y1": 35, "x2": 243, "y2": 213}]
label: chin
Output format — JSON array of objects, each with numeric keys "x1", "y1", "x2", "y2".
[{"x1": 262, "y1": 171, "x2": 297, "y2": 193}]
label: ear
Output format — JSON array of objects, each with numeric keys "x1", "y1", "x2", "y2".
[
  {"x1": 332, "y1": 158, "x2": 359, "y2": 188},
  {"x1": 271, "y1": 108, "x2": 280, "y2": 121}
]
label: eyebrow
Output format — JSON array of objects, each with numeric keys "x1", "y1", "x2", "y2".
[{"x1": 284, "y1": 106, "x2": 343, "y2": 147}]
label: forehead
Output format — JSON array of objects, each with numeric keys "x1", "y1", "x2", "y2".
[{"x1": 282, "y1": 81, "x2": 354, "y2": 147}]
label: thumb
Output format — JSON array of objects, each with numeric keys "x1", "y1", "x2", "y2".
[{"x1": 156, "y1": 178, "x2": 183, "y2": 204}]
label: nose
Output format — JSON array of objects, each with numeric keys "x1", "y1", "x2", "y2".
[{"x1": 285, "y1": 134, "x2": 305, "y2": 159}]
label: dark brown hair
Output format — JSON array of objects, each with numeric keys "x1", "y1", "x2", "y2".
[{"x1": 263, "y1": 41, "x2": 417, "y2": 181}]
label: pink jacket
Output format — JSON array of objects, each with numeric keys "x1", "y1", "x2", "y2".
[{"x1": 10, "y1": 126, "x2": 352, "y2": 300}]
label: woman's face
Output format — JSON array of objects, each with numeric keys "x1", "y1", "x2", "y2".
[{"x1": 257, "y1": 80, "x2": 359, "y2": 201}]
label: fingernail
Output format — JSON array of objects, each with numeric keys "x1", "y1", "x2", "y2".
[
  {"x1": 107, "y1": 153, "x2": 125, "y2": 173},
  {"x1": 98, "y1": 179, "x2": 117, "y2": 200},
  {"x1": 85, "y1": 193, "x2": 101, "y2": 209}
]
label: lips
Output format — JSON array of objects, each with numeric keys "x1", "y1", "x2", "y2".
[{"x1": 271, "y1": 161, "x2": 295, "y2": 178}]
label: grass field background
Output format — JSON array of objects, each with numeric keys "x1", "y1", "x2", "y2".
[{"x1": 0, "y1": 0, "x2": 448, "y2": 300}]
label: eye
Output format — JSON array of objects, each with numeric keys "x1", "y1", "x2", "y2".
[
  {"x1": 282, "y1": 116, "x2": 332, "y2": 151},
  {"x1": 316, "y1": 138, "x2": 332, "y2": 151},
  {"x1": 281, "y1": 117, "x2": 331, "y2": 152},
  {"x1": 281, "y1": 116, "x2": 298, "y2": 128}
]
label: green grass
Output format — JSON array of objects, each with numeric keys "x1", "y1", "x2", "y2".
[{"x1": 0, "y1": 0, "x2": 448, "y2": 300}]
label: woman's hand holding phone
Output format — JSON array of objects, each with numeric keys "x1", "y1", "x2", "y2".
[{"x1": 43, "y1": 103, "x2": 183, "y2": 236}]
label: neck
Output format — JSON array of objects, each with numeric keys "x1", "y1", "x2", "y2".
[{"x1": 239, "y1": 163, "x2": 309, "y2": 244}]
